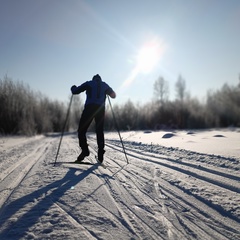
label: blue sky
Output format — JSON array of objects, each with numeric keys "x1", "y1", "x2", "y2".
[{"x1": 0, "y1": 0, "x2": 240, "y2": 104}]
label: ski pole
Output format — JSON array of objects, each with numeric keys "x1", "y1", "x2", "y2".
[
  {"x1": 54, "y1": 94, "x2": 73, "y2": 165},
  {"x1": 107, "y1": 95, "x2": 129, "y2": 164}
]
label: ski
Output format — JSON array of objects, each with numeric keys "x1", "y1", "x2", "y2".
[
  {"x1": 69, "y1": 161, "x2": 94, "y2": 165},
  {"x1": 53, "y1": 160, "x2": 107, "y2": 168},
  {"x1": 53, "y1": 156, "x2": 107, "y2": 168},
  {"x1": 53, "y1": 161, "x2": 94, "y2": 165}
]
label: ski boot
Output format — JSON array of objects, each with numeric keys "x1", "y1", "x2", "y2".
[
  {"x1": 76, "y1": 147, "x2": 90, "y2": 162},
  {"x1": 97, "y1": 149, "x2": 105, "y2": 163}
]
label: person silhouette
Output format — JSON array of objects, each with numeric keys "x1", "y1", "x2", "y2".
[{"x1": 71, "y1": 74, "x2": 116, "y2": 162}]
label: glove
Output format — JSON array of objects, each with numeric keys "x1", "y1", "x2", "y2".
[{"x1": 71, "y1": 85, "x2": 77, "y2": 93}]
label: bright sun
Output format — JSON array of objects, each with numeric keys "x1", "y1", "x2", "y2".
[
  {"x1": 136, "y1": 39, "x2": 165, "y2": 74},
  {"x1": 121, "y1": 38, "x2": 167, "y2": 88}
]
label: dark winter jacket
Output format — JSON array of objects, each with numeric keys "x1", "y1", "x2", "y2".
[{"x1": 71, "y1": 75, "x2": 114, "y2": 106}]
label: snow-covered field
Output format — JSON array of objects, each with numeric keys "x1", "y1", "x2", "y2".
[{"x1": 0, "y1": 129, "x2": 239, "y2": 239}]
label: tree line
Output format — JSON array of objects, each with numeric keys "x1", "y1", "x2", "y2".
[
  {"x1": 0, "y1": 75, "x2": 240, "y2": 135},
  {"x1": 114, "y1": 75, "x2": 240, "y2": 130},
  {"x1": 0, "y1": 76, "x2": 68, "y2": 135}
]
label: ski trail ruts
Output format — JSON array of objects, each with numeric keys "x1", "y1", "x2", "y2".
[
  {"x1": 86, "y1": 144, "x2": 190, "y2": 239},
  {"x1": 51, "y1": 136, "x2": 140, "y2": 239},
  {"x1": 0, "y1": 135, "x2": 95, "y2": 240},
  {"x1": 108, "y1": 142, "x2": 240, "y2": 218},
  {"x1": 0, "y1": 137, "x2": 46, "y2": 182},
  {"x1": 112, "y1": 165, "x2": 214, "y2": 239},
  {"x1": 0, "y1": 137, "x2": 53, "y2": 209},
  {"x1": 94, "y1": 140, "x2": 221, "y2": 239},
  {"x1": 103, "y1": 141, "x2": 240, "y2": 239},
  {"x1": 125, "y1": 146, "x2": 240, "y2": 194},
  {"x1": 84, "y1": 144, "x2": 168, "y2": 239},
  {"x1": 105, "y1": 140, "x2": 240, "y2": 195},
  {"x1": 105, "y1": 142, "x2": 240, "y2": 217},
  {"x1": 155, "y1": 177, "x2": 240, "y2": 240},
  {"x1": 55, "y1": 134, "x2": 80, "y2": 162},
  {"x1": 84, "y1": 148, "x2": 144, "y2": 239},
  {"x1": 60, "y1": 136, "x2": 239, "y2": 238},
  {"x1": 51, "y1": 201, "x2": 96, "y2": 239},
  {"x1": 106, "y1": 139, "x2": 240, "y2": 172},
  {"x1": 91, "y1": 166, "x2": 166, "y2": 239},
  {"x1": 111, "y1": 160, "x2": 239, "y2": 240},
  {"x1": 106, "y1": 141, "x2": 240, "y2": 188},
  {"x1": 106, "y1": 178, "x2": 187, "y2": 239},
  {"x1": 56, "y1": 165, "x2": 143, "y2": 238},
  {"x1": 0, "y1": 136, "x2": 43, "y2": 173},
  {"x1": 130, "y1": 149, "x2": 240, "y2": 221}
]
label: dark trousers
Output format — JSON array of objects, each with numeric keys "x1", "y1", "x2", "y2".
[{"x1": 78, "y1": 104, "x2": 105, "y2": 150}]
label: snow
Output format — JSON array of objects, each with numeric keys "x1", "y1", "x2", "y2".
[{"x1": 0, "y1": 129, "x2": 240, "y2": 239}]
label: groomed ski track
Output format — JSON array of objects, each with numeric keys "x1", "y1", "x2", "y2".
[{"x1": 0, "y1": 133, "x2": 239, "y2": 239}]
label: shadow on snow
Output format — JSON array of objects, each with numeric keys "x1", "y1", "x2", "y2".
[{"x1": 0, "y1": 164, "x2": 98, "y2": 239}]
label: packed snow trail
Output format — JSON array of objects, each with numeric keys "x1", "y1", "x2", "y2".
[{"x1": 0, "y1": 133, "x2": 239, "y2": 239}]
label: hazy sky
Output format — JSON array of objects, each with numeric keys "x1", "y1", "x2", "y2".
[{"x1": 1, "y1": 0, "x2": 239, "y2": 104}]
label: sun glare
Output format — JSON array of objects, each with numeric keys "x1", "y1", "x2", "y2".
[
  {"x1": 136, "y1": 39, "x2": 164, "y2": 74},
  {"x1": 121, "y1": 37, "x2": 166, "y2": 88}
]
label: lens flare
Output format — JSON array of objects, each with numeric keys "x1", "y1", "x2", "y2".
[
  {"x1": 136, "y1": 39, "x2": 164, "y2": 74},
  {"x1": 121, "y1": 38, "x2": 167, "y2": 88}
]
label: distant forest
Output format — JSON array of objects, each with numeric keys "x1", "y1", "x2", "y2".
[{"x1": 0, "y1": 75, "x2": 240, "y2": 135}]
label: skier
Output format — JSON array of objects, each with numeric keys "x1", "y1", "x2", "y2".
[{"x1": 71, "y1": 74, "x2": 116, "y2": 163}]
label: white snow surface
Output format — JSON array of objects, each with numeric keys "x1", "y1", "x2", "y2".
[{"x1": 0, "y1": 129, "x2": 239, "y2": 239}]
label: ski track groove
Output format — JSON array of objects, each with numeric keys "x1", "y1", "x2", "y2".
[
  {"x1": 96, "y1": 176, "x2": 166, "y2": 239},
  {"x1": 112, "y1": 162, "x2": 230, "y2": 239},
  {"x1": 106, "y1": 142, "x2": 240, "y2": 192},
  {"x1": 90, "y1": 140, "x2": 221, "y2": 239},
  {"x1": 87, "y1": 147, "x2": 152, "y2": 239},
  {"x1": 105, "y1": 141, "x2": 240, "y2": 218},
  {"x1": 102, "y1": 140, "x2": 240, "y2": 239},
  {"x1": 89, "y1": 143, "x2": 184, "y2": 239},
  {"x1": 52, "y1": 200, "x2": 95, "y2": 239},
  {"x1": 0, "y1": 138, "x2": 53, "y2": 210}
]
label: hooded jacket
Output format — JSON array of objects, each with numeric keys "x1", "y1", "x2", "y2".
[{"x1": 71, "y1": 75, "x2": 114, "y2": 106}]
